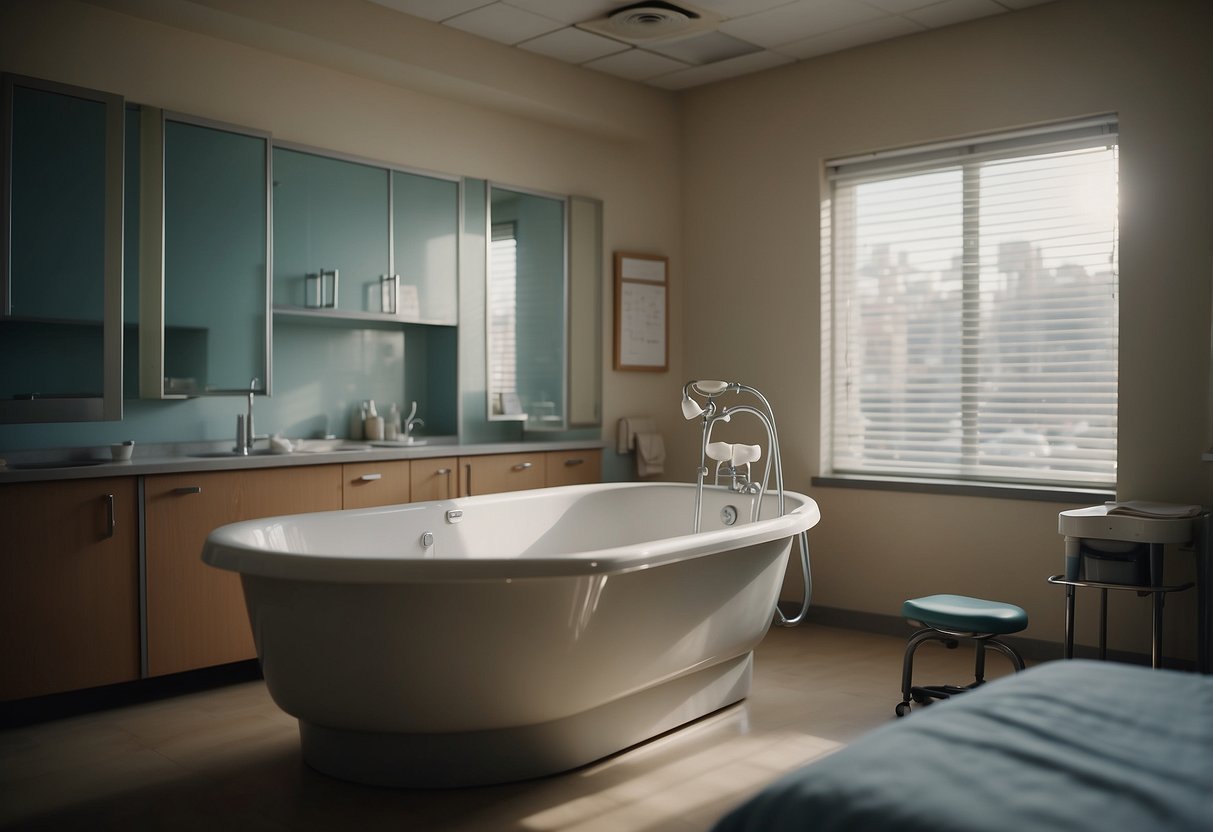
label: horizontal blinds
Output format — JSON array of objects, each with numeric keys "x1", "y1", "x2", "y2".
[
  {"x1": 488, "y1": 223, "x2": 517, "y2": 402},
  {"x1": 829, "y1": 120, "x2": 1119, "y2": 487}
]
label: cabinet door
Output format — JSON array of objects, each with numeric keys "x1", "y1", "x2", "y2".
[
  {"x1": 545, "y1": 449, "x2": 602, "y2": 487},
  {"x1": 459, "y1": 452, "x2": 545, "y2": 497},
  {"x1": 393, "y1": 170, "x2": 458, "y2": 324},
  {"x1": 0, "y1": 478, "x2": 138, "y2": 701},
  {"x1": 272, "y1": 146, "x2": 390, "y2": 314},
  {"x1": 410, "y1": 456, "x2": 457, "y2": 502},
  {"x1": 145, "y1": 466, "x2": 342, "y2": 676},
  {"x1": 161, "y1": 116, "x2": 269, "y2": 395},
  {"x1": 342, "y1": 460, "x2": 410, "y2": 509}
]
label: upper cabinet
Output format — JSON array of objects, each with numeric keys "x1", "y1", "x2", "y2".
[
  {"x1": 272, "y1": 145, "x2": 458, "y2": 326},
  {"x1": 1, "y1": 74, "x2": 124, "y2": 423},
  {"x1": 139, "y1": 111, "x2": 271, "y2": 398}
]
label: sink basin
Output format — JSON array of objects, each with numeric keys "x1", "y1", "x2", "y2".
[
  {"x1": 189, "y1": 450, "x2": 276, "y2": 459},
  {"x1": 291, "y1": 440, "x2": 372, "y2": 453},
  {"x1": 9, "y1": 459, "x2": 107, "y2": 470}
]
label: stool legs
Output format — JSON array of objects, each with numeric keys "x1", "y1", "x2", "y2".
[{"x1": 897, "y1": 628, "x2": 1025, "y2": 717}]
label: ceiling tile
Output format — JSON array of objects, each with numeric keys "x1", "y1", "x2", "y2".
[
  {"x1": 995, "y1": 0, "x2": 1056, "y2": 7},
  {"x1": 904, "y1": 0, "x2": 1007, "y2": 28},
  {"x1": 685, "y1": 0, "x2": 801, "y2": 18},
  {"x1": 644, "y1": 31, "x2": 762, "y2": 65},
  {"x1": 503, "y1": 0, "x2": 617, "y2": 25},
  {"x1": 518, "y1": 26, "x2": 631, "y2": 63},
  {"x1": 648, "y1": 50, "x2": 794, "y2": 90},
  {"x1": 719, "y1": 0, "x2": 885, "y2": 49},
  {"x1": 444, "y1": 3, "x2": 565, "y2": 44},
  {"x1": 860, "y1": 0, "x2": 944, "y2": 13},
  {"x1": 583, "y1": 48, "x2": 689, "y2": 81},
  {"x1": 367, "y1": 0, "x2": 495, "y2": 23},
  {"x1": 776, "y1": 15, "x2": 924, "y2": 59}
]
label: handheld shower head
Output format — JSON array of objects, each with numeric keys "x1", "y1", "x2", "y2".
[{"x1": 680, "y1": 395, "x2": 704, "y2": 420}]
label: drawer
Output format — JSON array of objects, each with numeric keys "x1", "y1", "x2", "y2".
[{"x1": 342, "y1": 460, "x2": 411, "y2": 509}]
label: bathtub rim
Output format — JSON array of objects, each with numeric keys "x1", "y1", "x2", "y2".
[{"x1": 202, "y1": 481, "x2": 819, "y2": 584}]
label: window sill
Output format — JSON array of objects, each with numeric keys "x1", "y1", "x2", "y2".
[{"x1": 810, "y1": 474, "x2": 1114, "y2": 504}]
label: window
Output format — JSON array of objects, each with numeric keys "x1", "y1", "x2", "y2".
[
  {"x1": 824, "y1": 117, "x2": 1119, "y2": 489},
  {"x1": 489, "y1": 222, "x2": 518, "y2": 414}
]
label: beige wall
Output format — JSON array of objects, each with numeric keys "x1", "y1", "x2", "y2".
[
  {"x1": 680, "y1": 0, "x2": 1213, "y2": 658},
  {"x1": 0, "y1": 0, "x2": 686, "y2": 479}
]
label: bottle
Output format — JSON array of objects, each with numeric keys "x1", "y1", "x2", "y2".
[
  {"x1": 349, "y1": 401, "x2": 365, "y2": 440},
  {"x1": 385, "y1": 403, "x2": 401, "y2": 441},
  {"x1": 364, "y1": 399, "x2": 384, "y2": 441}
]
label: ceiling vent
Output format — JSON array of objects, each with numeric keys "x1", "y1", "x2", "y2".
[{"x1": 578, "y1": 1, "x2": 723, "y2": 45}]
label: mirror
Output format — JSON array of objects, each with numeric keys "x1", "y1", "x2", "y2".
[
  {"x1": 1, "y1": 74, "x2": 124, "y2": 423},
  {"x1": 487, "y1": 185, "x2": 567, "y2": 426}
]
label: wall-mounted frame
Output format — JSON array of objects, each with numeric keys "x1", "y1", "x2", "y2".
[{"x1": 614, "y1": 252, "x2": 668, "y2": 372}]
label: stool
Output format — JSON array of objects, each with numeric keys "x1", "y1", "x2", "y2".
[{"x1": 896, "y1": 594, "x2": 1028, "y2": 717}]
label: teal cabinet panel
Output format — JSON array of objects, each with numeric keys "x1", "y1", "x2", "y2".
[
  {"x1": 392, "y1": 170, "x2": 457, "y2": 325},
  {"x1": 7, "y1": 86, "x2": 106, "y2": 323},
  {"x1": 163, "y1": 118, "x2": 268, "y2": 394},
  {"x1": 273, "y1": 147, "x2": 390, "y2": 315}
]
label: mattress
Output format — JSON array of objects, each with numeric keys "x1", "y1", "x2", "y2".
[{"x1": 712, "y1": 660, "x2": 1213, "y2": 832}]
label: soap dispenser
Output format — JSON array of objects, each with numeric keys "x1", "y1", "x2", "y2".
[{"x1": 364, "y1": 400, "x2": 384, "y2": 441}]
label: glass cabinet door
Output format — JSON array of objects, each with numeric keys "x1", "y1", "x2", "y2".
[
  {"x1": 272, "y1": 146, "x2": 390, "y2": 316},
  {"x1": 160, "y1": 116, "x2": 270, "y2": 395},
  {"x1": 1, "y1": 74, "x2": 123, "y2": 422},
  {"x1": 392, "y1": 170, "x2": 458, "y2": 325}
]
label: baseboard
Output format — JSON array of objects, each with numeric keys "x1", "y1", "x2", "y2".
[{"x1": 801, "y1": 605, "x2": 1194, "y2": 670}]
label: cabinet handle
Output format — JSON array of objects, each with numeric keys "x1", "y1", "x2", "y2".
[
  {"x1": 104, "y1": 493, "x2": 115, "y2": 539},
  {"x1": 564, "y1": 458, "x2": 584, "y2": 467},
  {"x1": 437, "y1": 467, "x2": 452, "y2": 499},
  {"x1": 173, "y1": 486, "x2": 202, "y2": 495},
  {"x1": 359, "y1": 473, "x2": 382, "y2": 482},
  {"x1": 512, "y1": 462, "x2": 534, "y2": 472},
  {"x1": 465, "y1": 463, "x2": 472, "y2": 496}
]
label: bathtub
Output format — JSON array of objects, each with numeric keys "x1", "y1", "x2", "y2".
[{"x1": 202, "y1": 481, "x2": 820, "y2": 787}]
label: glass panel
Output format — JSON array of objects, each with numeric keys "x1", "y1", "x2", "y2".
[
  {"x1": 163, "y1": 119, "x2": 268, "y2": 394},
  {"x1": 272, "y1": 147, "x2": 389, "y2": 315},
  {"x1": 392, "y1": 170, "x2": 457, "y2": 324},
  {"x1": 487, "y1": 186, "x2": 566, "y2": 426}
]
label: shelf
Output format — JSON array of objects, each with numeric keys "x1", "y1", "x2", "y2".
[{"x1": 273, "y1": 306, "x2": 455, "y2": 329}]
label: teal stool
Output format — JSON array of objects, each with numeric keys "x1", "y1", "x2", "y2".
[{"x1": 896, "y1": 594, "x2": 1028, "y2": 717}]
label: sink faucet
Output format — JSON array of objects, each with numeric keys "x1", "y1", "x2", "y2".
[
  {"x1": 235, "y1": 378, "x2": 259, "y2": 455},
  {"x1": 404, "y1": 401, "x2": 424, "y2": 441}
]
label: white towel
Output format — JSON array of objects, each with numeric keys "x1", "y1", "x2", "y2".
[
  {"x1": 616, "y1": 416, "x2": 656, "y2": 454},
  {"x1": 635, "y1": 432, "x2": 665, "y2": 478}
]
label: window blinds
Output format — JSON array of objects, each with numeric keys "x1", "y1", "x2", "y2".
[{"x1": 826, "y1": 118, "x2": 1119, "y2": 488}]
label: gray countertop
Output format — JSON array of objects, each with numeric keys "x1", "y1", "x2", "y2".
[{"x1": 0, "y1": 438, "x2": 605, "y2": 484}]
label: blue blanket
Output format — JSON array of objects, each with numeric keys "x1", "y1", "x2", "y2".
[{"x1": 713, "y1": 660, "x2": 1213, "y2": 832}]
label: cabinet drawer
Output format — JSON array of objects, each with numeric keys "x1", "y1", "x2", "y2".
[
  {"x1": 459, "y1": 453, "x2": 545, "y2": 496},
  {"x1": 545, "y1": 449, "x2": 602, "y2": 487},
  {"x1": 342, "y1": 460, "x2": 411, "y2": 509},
  {"x1": 410, "y1": 457, "x2": 457, "y2": 502}
]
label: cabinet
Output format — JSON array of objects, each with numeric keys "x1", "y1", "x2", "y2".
[
  {"x1": 410, "y1": 456, "x2": 457, "y2": 502},
  {"x1": 1, "y1": 74, "x2": 124, "y2": 422},
  {"x1": 342, "y1": 459, "x2": 411, "y2": 509},
  {"x1": 144, "y1": 466, "x2": 341, "y2": 676},
  {"x1": 545, "y1": 449, "x2": 602, "y2": 487},
  {"x1": 458, "y1": 449, "x2": 602, "y2": 496},
  {"x1": 0, "y1": 478, "x2": 138, "y2": 701}
]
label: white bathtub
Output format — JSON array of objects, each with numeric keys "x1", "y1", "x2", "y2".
[{"x1": 202, "y1": 481, "x2": 820, "y2": 787}]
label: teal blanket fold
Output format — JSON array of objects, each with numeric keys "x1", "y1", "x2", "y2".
[{"x1": 713, "y1": 660, "x2": 1213, "y2": 832}]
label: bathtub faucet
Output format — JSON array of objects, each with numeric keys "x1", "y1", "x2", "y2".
[{"x1": 681, "y1": 379, "x2": 812, "y2": 628}]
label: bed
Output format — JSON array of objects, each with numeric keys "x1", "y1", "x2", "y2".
[{"x1": 712, "y1": 660, "x2": 1213, "y2": 832}]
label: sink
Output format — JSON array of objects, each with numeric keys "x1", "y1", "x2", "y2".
[
  {"x1": 291, "y1": 440, "x2": 372, "y2": 453},
  {"x1": 189, "y1": 450, "x2": 276, "y2": 459},
  {"x1": 9, "y1": 459, "x2": 107, "y2": 470}
]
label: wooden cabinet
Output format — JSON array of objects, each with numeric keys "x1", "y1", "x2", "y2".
[
  {"x1": 459, "y1": 452, "x2": 545, "y2": 497},
  {"x1": 341, "y1": 459, "x2": 410, "y2": 509},
  {"x1": 410, "y1": 456, "x2": 457, "y2": 502},
  {"x1": 0, "y1": 477, "x2": 139, "y2": 701},
  {"x1": 144, "y1": 465, "x2": 341, "y2": 676},
  {"x1": 545, "y1": 449, "x2": 602, "y2": 487}
]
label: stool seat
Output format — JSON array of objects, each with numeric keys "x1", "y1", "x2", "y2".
[{"x1": 903, "y1": 594, "x2": 1028, "y2": 635}]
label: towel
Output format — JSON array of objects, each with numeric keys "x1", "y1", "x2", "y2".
[
  {"x1": 617, "y1": 416, "x2": 657, "y2": 453},
  {"x1": 635, "y1": 432, "x2": 666, "y2": 478}
]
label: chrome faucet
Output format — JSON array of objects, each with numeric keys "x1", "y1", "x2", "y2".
[
  {"x1": 235, "y1": 378, "x2": 259, "y2": 455},
  {"x1": 404, "y1": 401, "x2": 424, "y2": 440}
]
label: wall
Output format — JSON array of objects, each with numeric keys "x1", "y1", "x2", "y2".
[
  {"x1": 0, "y1": 0, "x2": 684, "y2": 471},
  {"x1": 678, "y1": 0, "x2": 1213, "y2": 659}
]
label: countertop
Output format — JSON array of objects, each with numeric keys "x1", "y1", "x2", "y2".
[{"x1": 0, "y1": 437, "x2": 606, "y2": 484}]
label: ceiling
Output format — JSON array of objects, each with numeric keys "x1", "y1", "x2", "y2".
[{"x1": 368, "y1": 0, "x2": 1055, "y2": 90}]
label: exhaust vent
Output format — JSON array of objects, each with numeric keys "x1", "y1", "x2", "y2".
[{"x1": 578, "y1": 1, "x2": 723, "y2": 45}]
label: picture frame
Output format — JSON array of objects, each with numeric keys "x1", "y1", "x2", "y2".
[{"x1": 613, "y1": 252, "x2": 668, "y2": 372}]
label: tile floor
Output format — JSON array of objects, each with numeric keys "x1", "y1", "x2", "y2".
[{"x1": 0, "y1": 625, "x2": 1021, "y2": 831}]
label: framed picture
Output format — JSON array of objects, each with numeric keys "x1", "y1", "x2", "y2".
[{"x1": 614, "y1": 252, "x2": 668, "y2": 372}]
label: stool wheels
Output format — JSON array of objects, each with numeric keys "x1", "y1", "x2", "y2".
[{"x1": 895, "y1": 701, "x2": 911, "y2": 717}]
